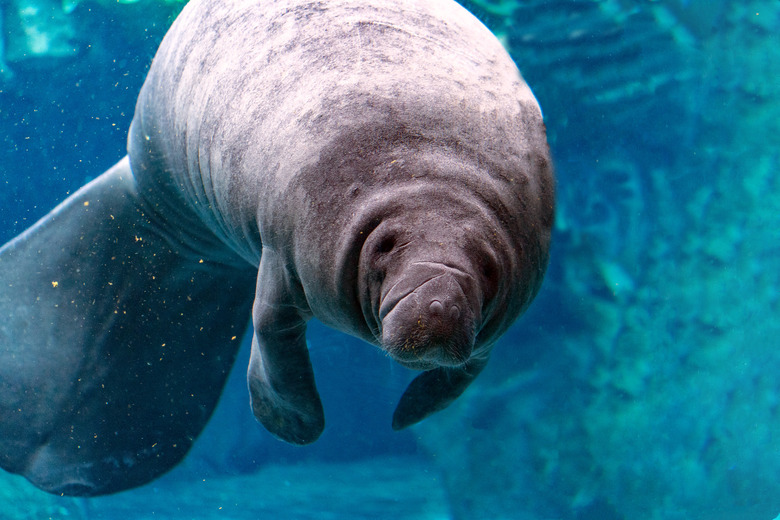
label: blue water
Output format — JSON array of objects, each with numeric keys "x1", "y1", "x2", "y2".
[{"x1": 1, "y1": 1, "x2": 779, "y2": 518}]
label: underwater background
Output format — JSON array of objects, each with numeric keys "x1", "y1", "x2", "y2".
[{"x1": 1, "y1": 0, "x2": 778, "y2": 518}]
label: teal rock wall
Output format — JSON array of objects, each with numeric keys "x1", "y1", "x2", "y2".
[{"x1": 419, "y1": 1, "x2": 780, "y2": 519}]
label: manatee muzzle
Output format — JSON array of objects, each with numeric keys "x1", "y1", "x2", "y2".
[{"x1": 380, "y1": 270, "x2": 477, "y2": 369}]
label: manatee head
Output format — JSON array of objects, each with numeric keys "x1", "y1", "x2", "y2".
[
  {"x1": 290, "y1": 114, "x2": 553, "y2": 429},
  {"x1": 362, "y1": 213, "x2": 494, "y2": 370},
  {"x1": 352, "y1": 143, "x2": 553, "y2": 374}
]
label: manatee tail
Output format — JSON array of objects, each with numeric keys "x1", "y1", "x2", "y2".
[{"x1": 0, "y1": 157, "x2": 255, "y2": 496}]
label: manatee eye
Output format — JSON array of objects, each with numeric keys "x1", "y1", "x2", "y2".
[
  {"x1": 367, "y1": 232, "x2": 398, "y2": 275},
  {"x1": 377, "y1": 235, "x2": 397, "y2": 254},
  {"x1": 481, "y1": 261, "x2": 496, "y2": 283},
  {"x1": 478, "y1": 254, "x2": 500, "y2": 303}
]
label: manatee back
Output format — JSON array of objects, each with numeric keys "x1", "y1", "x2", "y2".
[{"x1": 128, "y1": 0, "x2": 544, "y2": 262}]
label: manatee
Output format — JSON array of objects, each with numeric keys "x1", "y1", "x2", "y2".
[{"x1": 0, "y1": 0, "x2": 554, "y2": 496}]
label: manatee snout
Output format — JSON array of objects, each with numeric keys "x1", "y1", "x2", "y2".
[{"x1": 381, "y1": 271, "x2": 477, "y2": 369}]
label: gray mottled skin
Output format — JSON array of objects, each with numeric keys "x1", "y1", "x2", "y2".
[{"x1": 0, "y1": 0, "x2": 553, "y2": 496}]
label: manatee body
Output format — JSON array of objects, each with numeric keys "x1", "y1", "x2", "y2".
[{"x1": 0, "y1": 0, "x2": 554, "y2": 496}]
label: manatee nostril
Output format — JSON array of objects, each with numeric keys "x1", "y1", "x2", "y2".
[{"x1": 429, "y1": 300, "x2": 460, "y2": 320}]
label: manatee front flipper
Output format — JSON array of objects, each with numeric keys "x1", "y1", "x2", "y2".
[
  {"x1": 392, "y1": 356, "x2": 489, "y2": 430},
  {"x1": 247, "y1": 248, "x2": 324, "y2": 445},
  {"x1": 0, "y1": 157, "x2": 255, "y2": 496}
]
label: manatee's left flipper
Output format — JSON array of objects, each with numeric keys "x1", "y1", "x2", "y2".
[
  {"x1": 392, "y1": 356, "x2": 489, "y2": 430},
  {"x1": 247, "y1": 248, "x2": 324, "y2": 445},
  {"x1": 0, "y1": 157, "x2": 256, "y2": 496}
]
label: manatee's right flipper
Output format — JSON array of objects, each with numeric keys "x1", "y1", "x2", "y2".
[
  {"x1": 247, "y1": 248, "x2": 324, "y2": 445},
  {"x1": 392, "y1": 356, "x2": 489, "y2": 430},
  {"x1": 0, "y1": 157, "x2": 256, "y2": 496}
]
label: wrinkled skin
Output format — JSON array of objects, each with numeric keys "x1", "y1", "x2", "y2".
[{"x1": 0, "y1": 0, "x2": 553, "y2": 496}]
